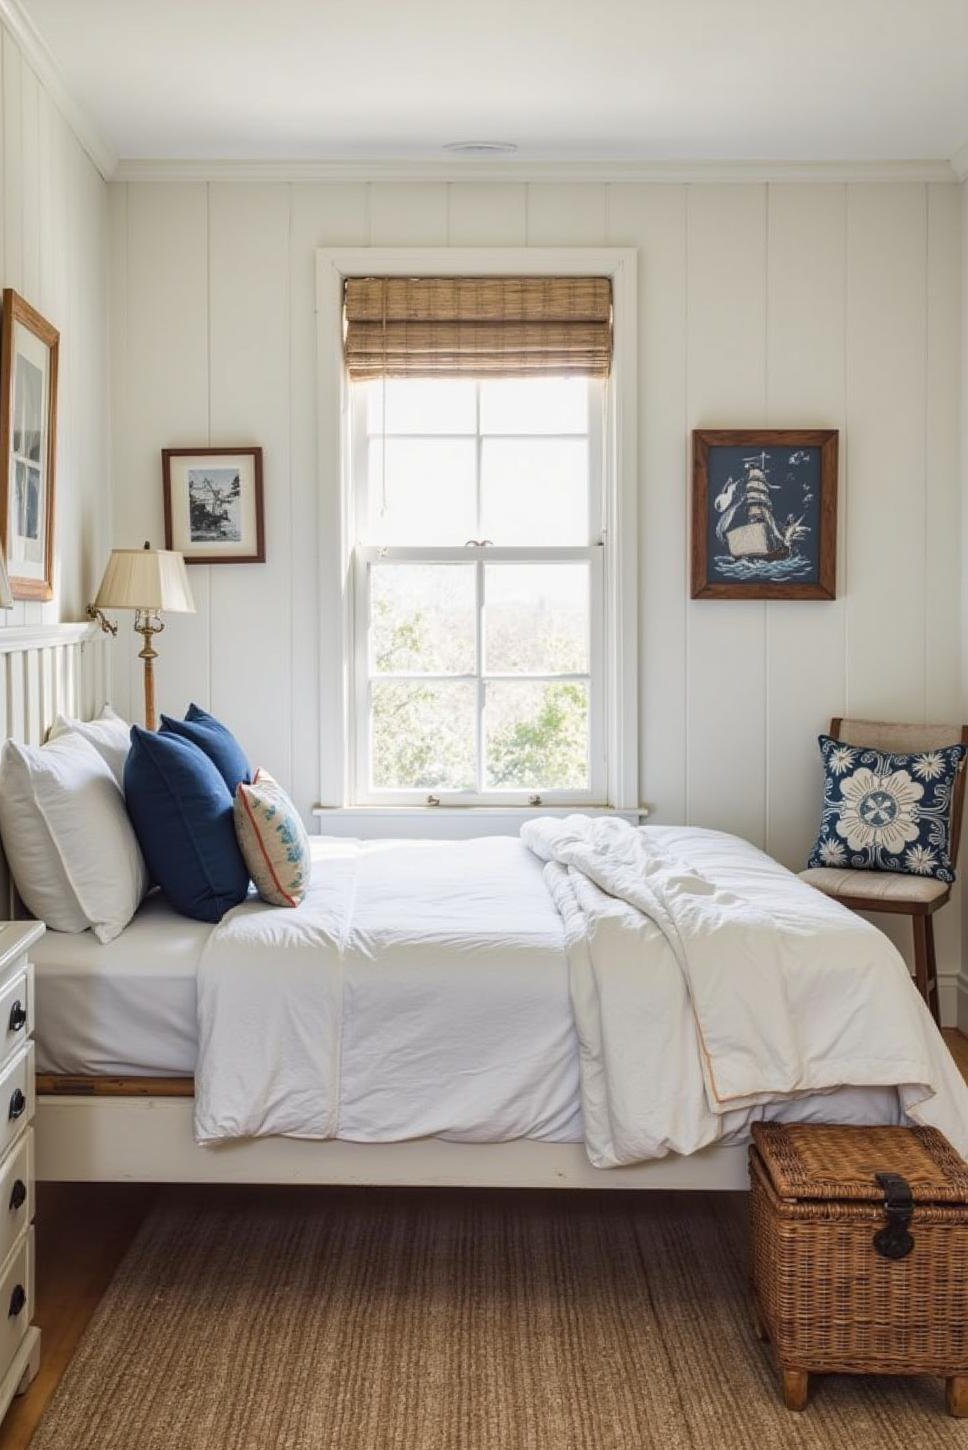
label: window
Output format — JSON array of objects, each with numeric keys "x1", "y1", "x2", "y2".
[{"x1": 350, "y1": 375, "x2": 605, "y2": 805}]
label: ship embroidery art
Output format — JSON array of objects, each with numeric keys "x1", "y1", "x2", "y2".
[{"x1": 691, "y1": 429, "x2": 838, "y2": 600}]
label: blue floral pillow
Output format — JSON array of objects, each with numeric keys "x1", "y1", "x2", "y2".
[{"x1": 808, "y1": 734, "x2": 966, "y2": 882}]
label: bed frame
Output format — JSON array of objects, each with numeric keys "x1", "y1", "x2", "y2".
[{"x1": 17, "y1": 622, "x2": 750, "y2": 1191}]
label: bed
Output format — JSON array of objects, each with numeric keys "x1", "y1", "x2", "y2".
[
  {"x1": 12, "y1": 622, "x2": 968, "y2": 1190},
  {"x1": 33, "y1": 825, "x2": 968, "y2": 1189}
]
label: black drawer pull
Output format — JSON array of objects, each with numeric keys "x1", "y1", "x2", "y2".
[
  {"x1": 8, "y1": 1090, "x2": 25, "y2": 1122},
  {"x1": 8, "y1": 1180, "x2": 25, "y2": 1212},
  {"x1": 7, "y1": 1002, "x2": 25, "y2": 1033},
  {"x1": 8, "y1": 1284, "x2": 25, "y2": 1318}
]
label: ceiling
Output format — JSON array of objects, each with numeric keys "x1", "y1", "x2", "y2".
[{"x1": 17, "y1": 0, "x2": 968, "y2": 167}]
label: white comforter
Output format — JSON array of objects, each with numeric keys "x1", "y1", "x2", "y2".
[
  {"x1": 194, "y1": 836, "x2": 580, "y2": 1145},
  {"x1": 522, "y1": 816, "x2": 968, "y2": 1166},
  {"x1": 194, "y1": 822, "x2": 968, "y2": 1164}
]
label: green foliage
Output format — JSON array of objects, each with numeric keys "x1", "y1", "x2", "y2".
[
  {"x1": 486, "y1": 682, "x2": 587, "y2": 789},
  {"x1": 370, "y1": 594, "x2": 588, "y2": 793}
]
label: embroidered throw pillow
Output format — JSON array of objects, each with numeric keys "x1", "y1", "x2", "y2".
[
  {"x1": 234, "y1": 770, "x2": 311, "y2": 908},
  {"x1": 807, "y1": 734, "x2": 966, "y2": 882}
]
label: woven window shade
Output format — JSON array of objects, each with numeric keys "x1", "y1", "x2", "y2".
[{"x1": 343, "y1": 276, "x2": 612, "y2": 380}]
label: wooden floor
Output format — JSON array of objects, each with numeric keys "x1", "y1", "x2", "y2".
[{"x1": 1, "y1": 1031, "x2": 966, "y2": 1450}]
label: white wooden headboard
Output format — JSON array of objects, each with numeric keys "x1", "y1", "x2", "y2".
[{"x1": 0, "y1": 622, "x2": 113, "y2": 915}]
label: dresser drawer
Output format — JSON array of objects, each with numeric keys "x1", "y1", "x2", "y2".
[
  {"x1": 0, "y1": 1229, "x2": 32, "y2": 1383},
  {"x1": 0, "y1": 969, "x2": 30, "y2": 1074},
  {"x1": 0, "y1": 1045, "x2": 33, "y2": 1164},
  {"x1": 0, "y1": 1133, "x2": 31, "y2": 1275}
]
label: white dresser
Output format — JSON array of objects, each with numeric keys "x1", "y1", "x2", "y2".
[{"x1": 0, "y1": 923, "x2": 42, "y2": 1424}]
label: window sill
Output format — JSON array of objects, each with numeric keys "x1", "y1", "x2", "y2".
[{"x1": 312, "y1": 804, "x2": 647, "y2": 839}]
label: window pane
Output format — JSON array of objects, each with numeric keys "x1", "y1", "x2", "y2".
[
  {"x1": 371, "y1": 681, "x2": 476, "y2": 791},
  {"x1": 365, "y1": 438, "x2": 476, "y2": 545},
  {"x1": 481, "y1": 439, "x2": 588, "y2": 545},
  {"x1": 479, "y1": 377, "x2": 588, "y2": 434},
  {"x1": 485, "y1": 681, "x2": 589, "y2": 790},
  {"x1": 365, "y1": 379, "x2": 477, "y2": 434},
  {"x1": 370, "y1": 564, "x2": 475, "y2": 675},
  {"x1": 484, "y1": 563, "x2": 589, "y2": 675}
]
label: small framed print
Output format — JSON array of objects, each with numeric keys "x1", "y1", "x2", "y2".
[
  {"x1": 163, "y1": 447, "x2": 265, "y2": 564},
  {"x1": 691, "y1": 429, "x2": 838, "y2": 600},
  {"x1": 0, "y1": 290, "x2": 59, "y2": 600}
]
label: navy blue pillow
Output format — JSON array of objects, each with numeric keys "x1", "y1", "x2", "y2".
[
  {"x1": 159, "y1": 703, "x2": 250, "y2": 794},
  {"x1": 807, "y1": 734, "x2": 966, "y2": 883},
  {"x1": 123, "y1": 726, "x2": 250, "y2": 923}
]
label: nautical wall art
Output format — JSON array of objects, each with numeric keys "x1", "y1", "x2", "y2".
[
  {"x1": 162, "y1": 446, "x2": 265, "y2": 565},
  {"x1": 690, "y1": 429, "x2": 838, "y2": 600}
]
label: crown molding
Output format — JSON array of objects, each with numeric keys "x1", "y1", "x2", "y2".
[
  {"x1": 0, "y1": 0, "x2": 116, "y2": 180},
  {"x1": 951, "y1": 141, "x2": 968, "y2": 181},
  {"x1": 113, "y1": 156, "x2": 959, "y2": 185}
]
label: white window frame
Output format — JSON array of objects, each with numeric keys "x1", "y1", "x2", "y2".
[{"x1": 315, "y1": 247, "x2": 638, "y2": 831}]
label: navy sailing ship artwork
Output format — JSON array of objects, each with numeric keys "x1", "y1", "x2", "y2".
[
  {"x1": 708, "y1": 446, "x2": 819, "y2": 582},
  {"x1": 691, "y1": 429, "x2": 838, "y2": 601}
]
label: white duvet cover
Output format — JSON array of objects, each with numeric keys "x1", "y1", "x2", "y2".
[
  {"x1": 195, "y1": 836, "x2": 581, "y2": 1145},
  {"x1": 195, "y1": 821, "x2": 968, "y2": 1164}
]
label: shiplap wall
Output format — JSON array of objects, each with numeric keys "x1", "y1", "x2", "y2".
[
  {"x1": 108, "y1": 177, "x2": 965, "y2": 1018},
  {"x1": 0, "y1": 20, "x2": 110, "y2": 627}
]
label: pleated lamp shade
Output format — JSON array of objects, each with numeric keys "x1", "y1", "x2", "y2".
[
  {"x1": 94, "y1": 547, "x2": 195, "y2": 614},
  {"x1": 0, "y1": 552, "x2": 13, "y2": 609}
]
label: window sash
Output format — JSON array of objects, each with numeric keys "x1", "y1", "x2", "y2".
[
  {"x1": 348, "y1": 376, "x2": 606, "y2": 806},
  {"x1": 352, "y1": 545, "x2": 605, "y2": 806}
]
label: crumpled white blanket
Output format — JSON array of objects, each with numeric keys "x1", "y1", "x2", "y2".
[{"x1": 521, "y1": 815, "x2": 968, "y2": 1168}]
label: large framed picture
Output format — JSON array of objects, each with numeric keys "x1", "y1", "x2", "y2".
[
  {"x1": 162, "y1": 447, "x2": 265, "y2": 564},
  {"x1": 691, "y1": 429, "x2": 838, "y2": 600},
  {"x1": 0, "y1": 289, "x2": 59, "y2": 600}
]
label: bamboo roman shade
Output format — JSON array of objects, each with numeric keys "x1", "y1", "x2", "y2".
[{"x1": 343, "y1": 276, "x2": 613, "y2": 380}]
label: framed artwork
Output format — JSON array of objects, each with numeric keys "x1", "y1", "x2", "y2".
[
  {"x1": 0, "y1": 290, "x2": 59, "y2": 600},
  {"x1": 162, "y1": 447, "x2": 265, "y2": 564},
  {"x1": 691, "y1": 429, "x2": 838, "y2": 600}
]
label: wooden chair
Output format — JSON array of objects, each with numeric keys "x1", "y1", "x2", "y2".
[{"x1": 799, "y1": 718, "x2": 968, "y2": 1027}]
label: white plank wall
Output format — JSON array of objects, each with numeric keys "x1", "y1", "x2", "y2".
[
  {"x1": 109, "y1": 176, "x2": 966, "y2": 1021},
  {"x1": 0, "y1": 22, "x2": 110, "y2": 631}
]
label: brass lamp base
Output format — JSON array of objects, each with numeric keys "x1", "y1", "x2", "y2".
[{"x1": 134, "y1": 609, "x2": 165, "y2": 731}]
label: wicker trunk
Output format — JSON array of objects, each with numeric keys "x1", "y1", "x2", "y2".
[{"x1": 749, "y1": 1122, "x2": 968, "y2": 1416}]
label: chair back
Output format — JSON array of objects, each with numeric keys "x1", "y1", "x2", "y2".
[{"x1": 829, "y1": 717, "x2": 968, "y2": 871}]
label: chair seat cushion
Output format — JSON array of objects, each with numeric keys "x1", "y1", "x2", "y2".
[
  {"x1": 799, "y1": 866, "x2": 950, "y2": 906},
  {"x1": 806, "y1": 733, "x2": 966, "y2": 883}
]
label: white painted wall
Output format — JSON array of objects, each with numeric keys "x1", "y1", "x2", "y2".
[
  {"x1": 108, "y1": 176, "x2": 965, "y2": 1019},
  {"x1": 0, "y1": 20, "x2": 110, "y2": 627}
]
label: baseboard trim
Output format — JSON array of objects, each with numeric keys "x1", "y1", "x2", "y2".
[{"x1": 956, "y1": 974, "x2": 968, "y2": 1034}]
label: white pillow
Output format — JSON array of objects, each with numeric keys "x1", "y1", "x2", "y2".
[
  {"x1": 0, "y1": 733, "x2": 148, "y2": 943},
  {"x1": 48, "y1": 704, "x2": 131, "y2": 789}
]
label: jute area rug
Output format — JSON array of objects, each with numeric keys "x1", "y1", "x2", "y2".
[{"x1": 29, "y1": 1186, "x2": 965, "y2": 1449}]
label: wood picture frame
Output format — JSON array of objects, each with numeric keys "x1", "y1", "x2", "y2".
[
  {"x1": 0, "y1": 290, "x2": 59, "y2": 601},
  {"x1": 691, "y1": 429, "x2": 838, "y2": 600},
  {"x1": 162, "y1": 446, "x2": 265, "y2": 565}
]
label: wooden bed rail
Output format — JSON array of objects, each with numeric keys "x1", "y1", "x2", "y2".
[{"x1": 36, "y1": 1074, "x2": 194, "y2": 1098}]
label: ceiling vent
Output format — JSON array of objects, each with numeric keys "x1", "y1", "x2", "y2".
[{"x1": 443, "y1": 141, "x2": 518, "y2": 156}]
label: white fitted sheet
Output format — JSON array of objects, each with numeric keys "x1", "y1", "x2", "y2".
[{"x1": 33, "y1": 890, "x2": 207, "y2": 1076}]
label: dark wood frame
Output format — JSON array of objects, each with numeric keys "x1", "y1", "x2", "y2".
[
  {"x1": 825, "y1": 717, "x2": 968, "y2": 1027},
  {"x1": 691, "y1": 428, "x2": 838, "y2": 600},
  {"x1": 162, "y1": 446, "x2": 265, "y2": 565},
  {"x1": 0, "y1": 289, "x2": 59, "y2": 601}
]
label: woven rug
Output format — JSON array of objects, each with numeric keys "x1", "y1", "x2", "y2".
[{"x1": 28, "y1": 1186, "x2": 966, "y2": 1449}]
